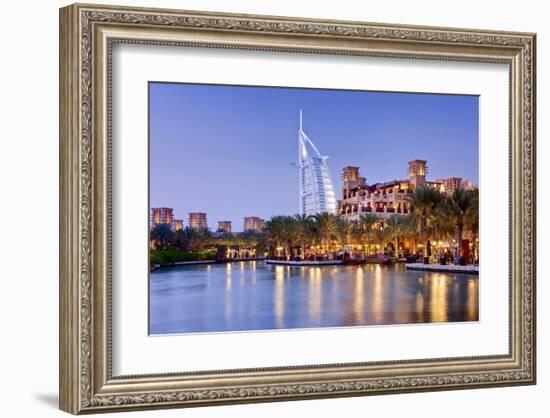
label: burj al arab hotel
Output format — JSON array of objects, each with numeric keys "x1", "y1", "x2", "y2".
[{"x1": 297, "y1": 111, "x2": 337, "y2": 216}]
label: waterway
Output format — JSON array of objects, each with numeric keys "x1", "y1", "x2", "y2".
[{"x1": 149, "y1": 261, "x2": 478, "y2": 335}]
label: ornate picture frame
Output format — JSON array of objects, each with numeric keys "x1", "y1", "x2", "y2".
[{"x1": 59, "y1": 3, "x2": 536, "y2": 414}]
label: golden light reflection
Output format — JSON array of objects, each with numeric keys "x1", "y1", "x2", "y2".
[
  {"x1": 308, "y1": 267, "x2": 322, "y2": 325},
  {"x1": 225, "y1": 262, "x2": 232, "y2": 290},
  {"x1": 224, "y1": 264, "x2": 233, "y2": 326},
  {"x1": 415, "y1": 289, "x2": 425, "y2": 322},
  {"x1": 391, "y1": 270, "x2": 411, "y2": 324},
  {"x1": 372, "y1": 265, "x2": 384, "y2": 324},
  {"x1": 430, "y1": 274, "x2": 449, "y2": 323},
  {"x1": 240, "y1": 262, "x2": 245, "y2": 287},
  {"x1": 466, "y1": 279, "x2": 479, "y2": 321},
  {"x1": 354, "y1": 267, "x2": 365, "y2": 324},
  {"x1": 251, "y1": 261, "x2": 257, "y2": 284},
  {"x1": 274, "y1": 266, "x2": 285, "y2": 328}
]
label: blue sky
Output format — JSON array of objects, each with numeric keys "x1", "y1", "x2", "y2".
[{"x1": 149, "y1": 82, "x2": 478, "y2": 232}]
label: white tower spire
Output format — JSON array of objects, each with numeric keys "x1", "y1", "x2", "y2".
[{"x1": 297, "y1": 110, "x2": 337, "y2": 216}]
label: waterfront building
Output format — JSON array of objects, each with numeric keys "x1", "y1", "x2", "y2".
[
  {"x1": 151, "y1": 207, "x2": 173, "y2": 226},
  {"x1": 339, "y1": 160, "x2": 475, "y2": 222},
  {"x1": 217, "y1": 221, "x2": 232, "y2": 233},
  {"x1": 297, "y1": 110, "x2": 337, "y2": 216},
  {"x1": 172, "y1": 219, "x2": 183, "y2": 231},
  {"x1": 436, "y1": 177, "x2": 462, "y2": 195},
  {"x1": 188, "y1": 212, "x2": 207, "y2": 229},
  {"x1": 461, "y1": 179, "x2": 476, "y2": 191},
  {"x1": 243, "y1": 216, "x2": 265, "y2": 232}
]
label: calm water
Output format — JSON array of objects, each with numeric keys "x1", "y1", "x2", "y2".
[{"x1": 149, "y1": 261, "x2": 478, "y2": 335}]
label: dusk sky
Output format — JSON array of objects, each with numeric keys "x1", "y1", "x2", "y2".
[{"x1": 149, "y1": 82, "x2": 479, "y2": 232}]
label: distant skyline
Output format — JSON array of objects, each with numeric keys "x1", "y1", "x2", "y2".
[{"x1": 150, "y1": 82, "x2": 479, "y2": 232}]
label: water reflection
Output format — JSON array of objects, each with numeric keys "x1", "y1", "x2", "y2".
[
  {"x1": 354, "y1": 267, "x2": 365, "y2": 324},
  {"x1": 150, "y1": 262, "x2": 479, "y2": 335},
  {"x1": 273, "y1": 266, "x2": 285, "y2": 328},
  {"x1": 308, "y1": 267, "x2": 322, "y2": 326}
]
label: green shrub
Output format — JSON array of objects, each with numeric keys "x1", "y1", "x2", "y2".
[{"x1": 149, "y1": 248, "x2": 216, "y2": 265}]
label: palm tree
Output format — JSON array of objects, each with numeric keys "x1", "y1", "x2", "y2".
[
  {"x1": 356, "y1": 213, "x2": 379, "y2": 254},
  {"x1": 335, "y1": 217, "x2": 352, "y2": 247},
  {"x1": 265, "y1": 216, "x2": 286, "y2": 258},
  {"x1": 465, "y1": 188, "x2": 479, "y2": 262},
  {"x1": 294, "y1": 213, "x2": 314, "y2": 259},
  {"x1": 265, "y1": 215, "x2": 298, "y2": 259},
  {"x1": 373, "y1": 225, "x2": 390, "y2": 255},
  {"x1": 385, "y1": 214, "x2": 406, "y2": 258},
  {"x1": 280, "y1": 215, "x2": 299, "y2": 259},
  {"x1": 311, "y1": 212, "x2": 343, "y2": 255},
  {"x1": 407, "y1": 214, "x2": 420, "y2": 251},
  {"x1": 409, "y1": 186, "x2": 444, "y2": 259},
  {"x1": 444, "y1": 188, "x2": 474, "y2": 257}
]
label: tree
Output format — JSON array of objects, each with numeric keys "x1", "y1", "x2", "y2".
[
  {"x1": 408, "y1": 186, "x2": 444, "y2": 259},
  {"x1": 150, "y1": 223, "x2": 174, "y2": 248},
  {"x1": 294, "y1": 213, "x2": 314, "y2": 259},
  {"x1": 311, "y1": 212, "x2": 343, "y2": 255},
  {"x1": 238, "y1": 230, "x2": 262, "y2": 258},
  {"x1": 385, "y1": 214, "x2": 406, "y2": 258},
  {"x1": 335, "y1": 216, "x2": 351, "y2": 247},
  {"x1": 282, "y1": 216, "x2": 300, "y2": 259},
  {"x1": 464, "y1": 188, "x2": 479, "y2": 262},
  {"x1": 444, "y1": 188, "x2": 474, "y2": 257},
  {"x1": 355, "y1": 213, "x2": 379, "y2": 254},
  {"x1": 372, "y1": 225, "x2": 390, "y2": 255},
  {"x1": 265, "y1": 215, "x2": 297, "y2": 259}
]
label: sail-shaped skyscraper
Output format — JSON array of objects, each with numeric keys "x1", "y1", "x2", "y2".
[{"x1": 297, "y1": 111, "x2": 337, "y2": 216}]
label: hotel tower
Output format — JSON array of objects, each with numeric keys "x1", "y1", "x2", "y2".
[{"x1": 297, "y1": 110, "x2": 337, "y2": 216}]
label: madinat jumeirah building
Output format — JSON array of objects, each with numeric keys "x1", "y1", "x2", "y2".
[{"x1": 339, "y1": 160, "x2": 475, "y2": 223}]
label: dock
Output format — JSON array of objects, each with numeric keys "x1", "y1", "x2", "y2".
[
  {"x1": 265, "y1": 259, "x2": 344, "y2": 266},
  {"x1": 405, "y1": 263, "x2": 479, "y2": 274}
]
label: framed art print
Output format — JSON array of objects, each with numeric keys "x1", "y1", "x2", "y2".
[{"x1": 59, "y1": 3, "x2": 536, "y2": 414}]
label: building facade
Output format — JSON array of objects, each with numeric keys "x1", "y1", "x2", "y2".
[
  {"x1": 151, "y1": 207, "x2": 173, "y2": 226},
  {"x1": 243, "y1": 216, "x2": 265, "y2": 232},
  {"x1": 188, "y1": 212, "x2": 207, "y2": 229},
  {"x1": 172, "y1": 219, "x2": 183, "y2": 231},
  {"x1": 297, "y1": 111, "x2": 337, "y2": 216},
  {"x1": 436, "y1": 177, "x2": 462, "y2": 195},
  {"x1": 217, "y1": 221, "x2": 232, "y2": 233},
  {"x1": 339, "y1": 160, "x2": 473, "y2": 222}
]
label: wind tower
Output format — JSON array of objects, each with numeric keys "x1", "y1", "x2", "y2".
[{"x1": 408, "y1": 159, "x2": 427, "y2": 189}]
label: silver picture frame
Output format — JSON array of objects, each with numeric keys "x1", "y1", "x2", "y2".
[{"x1": 59, "y1": 3, "x2": 536, "y2": 414}]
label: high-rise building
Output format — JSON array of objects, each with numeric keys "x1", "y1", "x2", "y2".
[
  {"x1": 408, "y1": 160, "x2": 427, "y2": 188},
  {"x1": 172, "y1": 219, "x2": 183, "y2": 231},
  {"x1": 188, "y1": 212, "x2": 207, "y2": 229},
  {"x1": 217, "y1": 221, "x2": 232, "y2": 233},
  {"x1": 243, "y1": 217, "x2": 265, "y2": 232},
  {"x1": 151, "y1": 207, "x2": 173, "y2": 226},
  {"x1": 297, "y1": 110, "x2": 337, "y2": 216}
]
